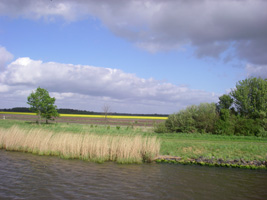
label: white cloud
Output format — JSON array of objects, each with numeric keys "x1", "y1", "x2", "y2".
[
  {"x1": 0, "y1": 84, "x2": 9, "y2": 92},
  {"x1": 0, "y1": 56, "x2": 218, "y2": 114},
  {"x1": 0, "y1": 46, "x2": 13, "y2": 70},
  {"x1": 246, "y1": 64, "x2": 267, "y2": 79},
  {"x1": 1, "y1": 0, "x2": 267, "y2": 65}
]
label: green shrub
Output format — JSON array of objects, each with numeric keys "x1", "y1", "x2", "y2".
[
  {"x1": 165, "y1": 103, "x2": 217, "y2": 133},
  {"x1": 193, "y1": 103, "x2": 218, "y2": 133},
  {"x1": 165, "y1": 106, "x2": 196, "y2": 133},
  {"x1": 215, "y1": 119, "x2": 235, "y2": 135},
  {"x1": 154, "y1": 122, "x2": 168, "y2": 133},
  {"x1": 215, "y1": 109, "x2": 235, "y2": 135},
  {"x1": 257, "y1": 128, "x2": 267, "y2": 137},
  {"x1": 234, "y1": 117, "x2": 261, "y2": 136}
]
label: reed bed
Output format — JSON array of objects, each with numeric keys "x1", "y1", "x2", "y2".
[{"x1": 0, "y1": 126, "x2": 160, "y2": 163}]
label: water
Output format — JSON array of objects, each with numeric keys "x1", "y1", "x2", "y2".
[{"x1": 0, "y1": 150, "x2": 266, "y2": 200}]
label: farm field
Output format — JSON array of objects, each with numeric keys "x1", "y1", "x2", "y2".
[{"x1": 0, "y1": 112, "x2": 166, "y2": 127}]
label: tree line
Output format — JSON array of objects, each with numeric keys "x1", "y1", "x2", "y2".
[{"x1": 155, "y1": 77, "x2": 267, "y2": 136}]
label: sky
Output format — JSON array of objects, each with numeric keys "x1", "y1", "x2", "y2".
[{"x1": 0, "y1": 0, "x2": 267, "y2": 114}]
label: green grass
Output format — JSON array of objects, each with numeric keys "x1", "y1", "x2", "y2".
[
  {"x1": 1, "y1": 119, "x2": 267, "y2": 162},
  {"x1": 0, "y1": 119, "x2": 153, "y2": 136},
  {"x1": 158, "y1": 133, "x2": 267, "y2": 161}
]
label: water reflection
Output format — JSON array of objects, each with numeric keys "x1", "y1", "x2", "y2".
[{"x1": 0, "y1": 150, "x2": 266, "y2": 200}]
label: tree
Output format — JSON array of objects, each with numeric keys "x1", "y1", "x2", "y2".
[
  {"x1": 102, "y1": 104, "x2": 111, "y2": 123},
  {"x1": 216, "y1": 94, "x2": 233, "y2": 111},
  {"x1": 230, "y1": 77, "x2": 267, "y2": 118},
  {"x1": 27, "y1": 87, "x2": 59, "y2": 124}
]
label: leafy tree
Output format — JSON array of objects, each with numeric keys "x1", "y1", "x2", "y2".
[
  {"x1": 231, "y1": 77, "x2": 267, "y2": 119},
  {"x1": 27, "y1": 87, "x2": 59, "y2": 124},
  {"x1": 216, "y1": 94, "x2": 233, "y2": 111}
]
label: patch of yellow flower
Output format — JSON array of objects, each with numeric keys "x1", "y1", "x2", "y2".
[{"x1": 0, "y1": 112, "x2": 167, "y2": 120}]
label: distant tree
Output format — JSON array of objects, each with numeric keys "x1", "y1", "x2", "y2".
[
  {"x1": 27, "y1": 87, "x2": 59, "y2": 124},
  {"x1": 230, "y1": 77, "x2": 267, "y2": 118},
  {"x1": 102, "y1": 104, "x2": 111, "y2": 121}
]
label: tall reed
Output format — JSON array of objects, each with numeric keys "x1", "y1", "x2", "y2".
[{"x1": 0, "y1": 126, "x2": 160, "y2": 163}]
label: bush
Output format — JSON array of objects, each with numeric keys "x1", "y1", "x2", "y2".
[
  {"x1": 234, "y1": 117, "x2": 262, "y2": 136},
  {"x1": 257, "y1": 128, "x2": 267, "y2": 137},
  {"x1": 164, "y1": 103, "x2": 217, "y2": 133},
  {"x1": 215, "y1": 119, "x2": 235, "y2": 135},
  {"x1": 214, "y1": 109, "x2": 235, "y2": 135},
  {"x1": 165, "y1": 106, "x2": 196, "y2": 133},
  {"x1": 154, "y1": 122, "x2": 168, "y2": 133},
  {"x1": 193, "y1": 103, "x2": 218, "y2": 133}
]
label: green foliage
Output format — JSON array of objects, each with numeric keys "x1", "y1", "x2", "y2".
[
  {"x1": 194, "y1": 103, "x2": 218, "y2": 133},
  {"x1": 215, "y1": 109, "x2": 235, "y2": 135},
  {"x1": 257, "y1": 128, "x2": 267, "y2": 138},
  {"x1": 213, "y1": 77, "x2": 267, "y2": 136},
  {"x1": 27, "y1": 87, "x2": 59, "y2": 124},
  {"x1": 154, "y1": 122, "x2": 168, "y2": 133},
  {"x1": 165, "y1": 105, "x2": 196, "y2": 133},
  {"x1": 231, "y1": 77, "x2": 267, "y2": 118},
  {"x1": 234, "y1": 117, "x2": 262, "y2": 136},
  {"x1": 165, "y1": 103, "x2": 217, "y2": 133},
  {"x1": 161, "y1": 78, "x2": 267, "y2": 136},
  {"x1": 216, "y1": 94, "x2": 233, "y2": 111}
]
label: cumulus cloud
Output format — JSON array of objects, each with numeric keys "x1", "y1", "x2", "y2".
[
  {"x1": 246, "y1": 64, "x2": 267, "y2": 79},
  {"x1": 1, "y1": 0, "x2": 266, "y2": 65},
  {"x1": 0, "y1": 57, "x2": 218, "y2": 113},
  {"x1": 0, "y1": 46, "x2": 13, "y2": 70}
]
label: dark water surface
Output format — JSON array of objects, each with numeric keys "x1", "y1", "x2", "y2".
[{"x1": 0, "y1": 150, "x2": 267, "y2": 200}]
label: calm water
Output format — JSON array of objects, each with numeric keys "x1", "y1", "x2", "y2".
[{"x1": 0, "y1": 150, "x2": 267, "y2": 200}]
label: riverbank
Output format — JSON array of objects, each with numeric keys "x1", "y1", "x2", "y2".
[
  {"x1": 155, "y1": 155, "x2": 267, "y2": 169},
  {"x1": 0, "y1": 119, "x2": 266, "y2": 169},
  {"x1": 0, "y1": 125, "x2": 160, "y2": 164}
]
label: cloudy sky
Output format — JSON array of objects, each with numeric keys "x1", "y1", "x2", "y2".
[{"x1": 0, "y1": 0, "x2": 266, "y2": 114}]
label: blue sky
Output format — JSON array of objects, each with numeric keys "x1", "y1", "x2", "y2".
[{"x1": 0, "y1": 0, "x2": 266, "y2": 114}]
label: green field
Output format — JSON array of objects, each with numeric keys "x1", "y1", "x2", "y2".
[
  {"x1": 1, "y1": 119, "x2": 266, "y2": 163},
  {"x1": 159, "y1": 133, "x2": 267, "y2": 161}
]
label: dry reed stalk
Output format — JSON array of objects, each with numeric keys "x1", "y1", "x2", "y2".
[
  {"x1": 0, "y1": 126, "x2": 160, "y2": 163},
  {"x1": 141, "y1": 136, "x2": 160, "y2": 161}
]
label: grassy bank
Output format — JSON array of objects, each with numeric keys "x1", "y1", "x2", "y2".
[
  {"x1": 0, "y1": 124, "x2": 160, "y2": 164},
  {"x1": 0, "y1": 119, "x2": 266, "y2": 166},
  {"x1": 159, "y1": 133, "x2": 267, "y2": 161}
]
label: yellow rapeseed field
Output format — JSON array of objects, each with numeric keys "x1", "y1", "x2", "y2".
[{"x1": 0, "y1": 111, "x2": 168, "y2": 120}]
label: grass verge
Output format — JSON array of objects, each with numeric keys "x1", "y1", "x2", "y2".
[{"x1": 158, "y1": 133, "x2": 267, "y2": 161}]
